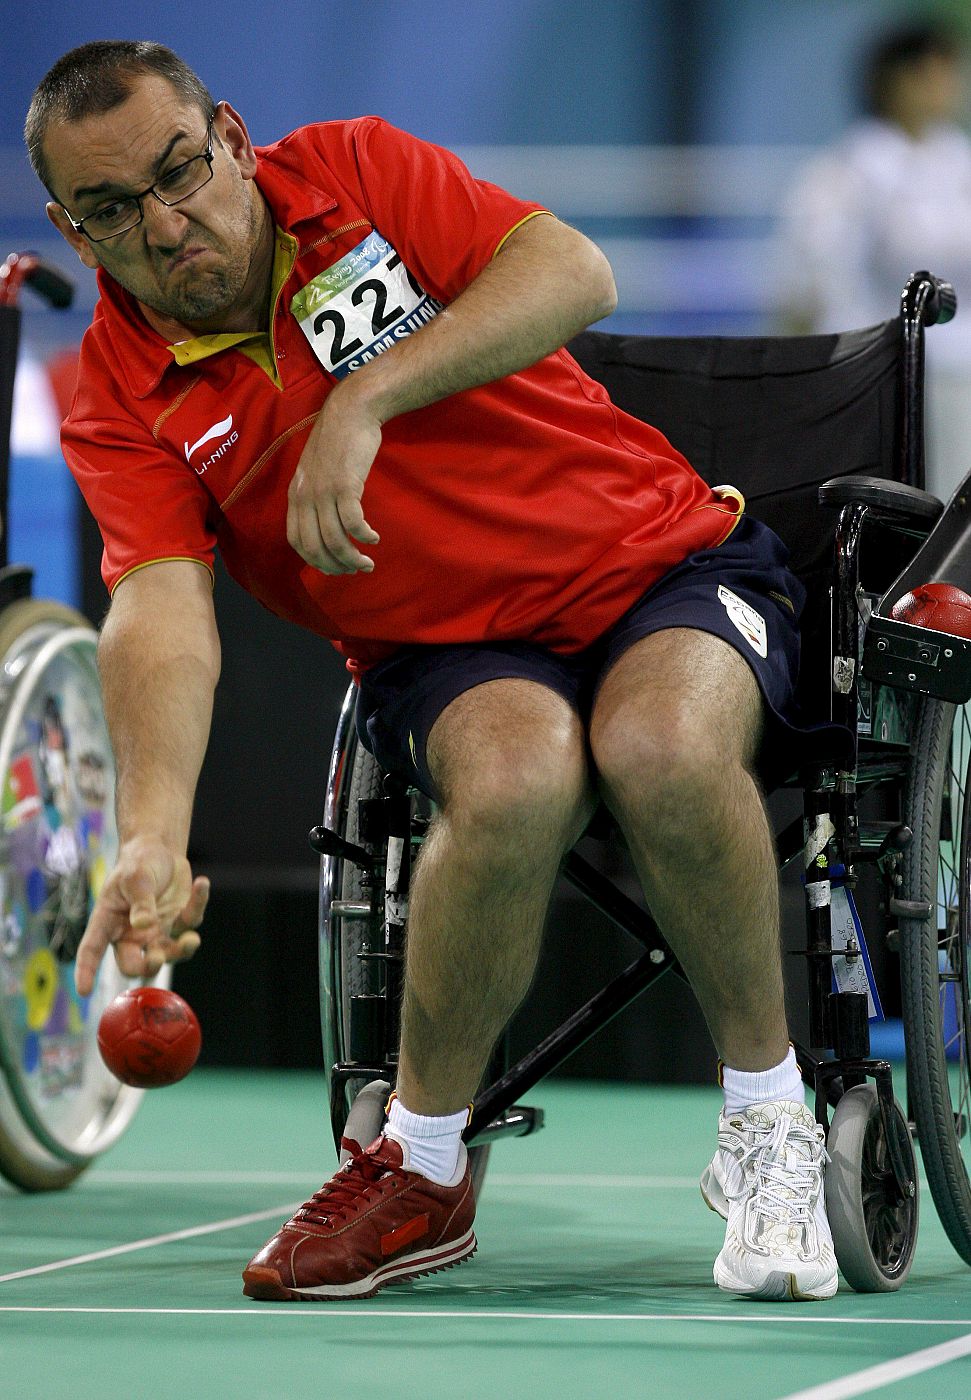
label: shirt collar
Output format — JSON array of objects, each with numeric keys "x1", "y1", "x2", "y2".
[{"x1": 252, "y1": 133, "x2": 338, "y2": 230}]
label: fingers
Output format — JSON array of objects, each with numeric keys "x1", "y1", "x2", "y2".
[
  {"x1": 75, "y1": 866, "x2": 163, "y2": 997},
  {"x1": 288, "y1": 491, "x2": 378, "y2": 574},
  {"x1": 173, "y1": 876, "x2": 210, "y2": 935},
  {"x1": 75, "y1": 914, "x2": 113, "y2": 997},
  {"x1": 337, "y1": 494, "x2": 380, "y2": 547},
  {"x1": 106, "y1": 930, "x2": 199, "y2": 982},
  {"x1": 140, "y1": 876, "x2": 208, "y2": 977},
  {"x1": 74, "y1": 870, "x2": 208, "y2": 997},
  {"x1": 142, "y1": 929, "x2": 202, "y2": 979},
  {"x1": 125, "y1": 866, "x2": 163, "y2": 934},
  {"x1": 173, "y1": 930, "x2": 202, "y2": 962},
  {"x1": 82, "y1": 922, "x2": 202, "y2": 988}
]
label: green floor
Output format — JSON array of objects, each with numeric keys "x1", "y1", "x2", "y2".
[{"x1": 3, "y1": 1073, "x2": 971, "y2": 1400}]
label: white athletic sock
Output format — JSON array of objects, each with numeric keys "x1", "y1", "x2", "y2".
[
  {"x1": 384, "y1": 1096, "x2": 469, "y2": 1185},
  {"x1": 721, "y1": 1045, "x2": 805, "y2": 1113}
]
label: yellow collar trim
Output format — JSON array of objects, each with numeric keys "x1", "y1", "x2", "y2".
[{"x1": 167, "y1": 228, "x2": 298, "y2": 383}]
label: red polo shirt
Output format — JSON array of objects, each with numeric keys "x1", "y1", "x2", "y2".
[{"x1": 62, "y1": 117, "x2": 740, "y2": 674}]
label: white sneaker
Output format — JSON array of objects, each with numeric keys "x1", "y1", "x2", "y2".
[{"x1": 700, "y1": 1099, "x2": 838, "y2": 1301}]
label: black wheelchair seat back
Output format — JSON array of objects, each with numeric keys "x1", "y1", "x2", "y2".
[{"x1": 568, "y1": 319, "x2": 906, "y2": 730}]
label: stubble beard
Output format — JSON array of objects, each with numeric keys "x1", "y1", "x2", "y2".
[
  {"x1": 104, "y1": 186, "x2": 264, "y2": 330},
  {"x1": 157, "y1": 259, "x2": 245, "y2": 324}
]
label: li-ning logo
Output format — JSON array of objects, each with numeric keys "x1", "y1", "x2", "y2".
[{"x1": 184, "y1": 414, "x2": 238, "y2": 474}]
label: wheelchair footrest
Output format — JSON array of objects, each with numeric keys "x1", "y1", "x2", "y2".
[{"x1": 466, "y1": 1103, "x2": 544, "y2": 1147}]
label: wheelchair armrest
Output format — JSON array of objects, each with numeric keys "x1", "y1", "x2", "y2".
[{"x1": 818, "y1": 475, "x2": 943, "y2": 525}]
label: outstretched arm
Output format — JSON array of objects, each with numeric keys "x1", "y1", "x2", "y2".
[
  {"x1": 286, "y1": 214, "x2": 617, "y2": 574},
  {"x1": 75, "y1": 559, "x2": 220, "y2": 996}
]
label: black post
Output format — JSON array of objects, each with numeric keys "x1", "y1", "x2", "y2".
[
  {"x1": 898, "y1": 271, "x2": 957, "y2": 490},
  {"x1": 803, "y1": 779, "x2": 835, "y2": 1050},
  {"x1": 0, "y1": 304, "x2": 20, "y2": 571}
]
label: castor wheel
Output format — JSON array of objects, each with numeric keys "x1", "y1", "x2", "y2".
[{"x1": 825, "y1": 1084, "x2": 919, "y2": 1292}]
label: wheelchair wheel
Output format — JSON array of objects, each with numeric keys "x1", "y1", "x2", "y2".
[
  {"x1": 318, "y1": 699, "x2": 386, "y2": 1111},
  {"x1": 900, "y1": 697, "x2": 971, "y2": 1260},
  {"x1": 318, "y1": 693, "x2": 490, "y2": 1195},
  {"x1": 0, "y1": 598, "x2": 161, "y2": 1191},
  {"x1": 825, "y1": 1084, "x2": 918, "y2": 1292}
]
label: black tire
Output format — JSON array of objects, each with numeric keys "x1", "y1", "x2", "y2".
[
  {"x1": 318, "y1": 717, "x2": 385, "y2": 1133},
  {"x1": 825, "y1": 1084, "x2": 918, "y2": 1292},
  {"x1": 337, "y1": 729, "x2": 387, "y2": 1043},
  {"x1": 900, "y1": 697, "x2": 971, "y2": 1260},
  {"x1": 319, "y1": 720, "x2": 491, "y2": 1194}
]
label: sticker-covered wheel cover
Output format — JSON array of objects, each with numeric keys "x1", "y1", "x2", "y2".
[{"x1": 0, "y1": 623, "x2": 139, "y2": 1162}]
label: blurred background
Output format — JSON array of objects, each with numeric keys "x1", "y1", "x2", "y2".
[{"x1": 2, "y1": 0, "x2": 969, "y2": 1076}]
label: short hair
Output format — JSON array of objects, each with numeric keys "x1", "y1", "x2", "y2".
[
  {"x1": 25, "y1": 40, "x2": 214, "y2": 197},
  {"x1": 863, "y1": 21, "x2": 962, "y2": 118}
]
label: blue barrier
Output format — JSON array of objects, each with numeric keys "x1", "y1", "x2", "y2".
[{"x1": 7, "y1": 452, "x2": 79, "y2": 608}]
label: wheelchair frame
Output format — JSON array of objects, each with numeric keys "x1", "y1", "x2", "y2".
[{"x1": 315, "y1": 271, "x2": 971, "y2": 1292}]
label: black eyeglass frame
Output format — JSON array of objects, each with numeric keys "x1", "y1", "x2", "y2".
[{"x1": 63, "y1": 116, "x2": 217, "y2": 243}]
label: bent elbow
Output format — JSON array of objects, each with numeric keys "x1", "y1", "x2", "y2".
[
  {"x1": 587, "y1": 244, "x2": 618, "y2": 323},
  {"x1": 598, "y1": 266, "x2": 619, "y2": 320}
]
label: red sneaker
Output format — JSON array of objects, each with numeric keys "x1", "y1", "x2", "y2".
[{"x1": 242, "y1": 1135, "x2": 476, "y2": 1301}]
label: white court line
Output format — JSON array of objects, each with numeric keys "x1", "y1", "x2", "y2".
[
  {"x1": 0, "y1": 1203, "x2": 299, "y2": 1285},
  {"x1": 0, "y1": 1308, "x2": 970, "y2": 1325},
  {"x1": 87, "y1": 1171, "x2": 327, "y2": 1186},
  {"x1": 85, "y1": 1171, "x2": 698, "y2": 1189},
  {"x1": 778, "y1": 1331, "x2": 971, "y2": 1400}
]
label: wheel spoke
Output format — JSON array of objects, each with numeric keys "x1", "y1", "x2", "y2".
[
  {"x1": 860, "y1": 1115, "x2": 911, "y2": 1268},
  {"x1": 861, "y1": 1049, "x2": 920, "y2": 1269},
  {"x1": 867, "y1": 1203, "x2": 905, "y2": 1259}
]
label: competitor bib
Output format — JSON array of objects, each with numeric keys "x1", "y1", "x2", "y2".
[{"x1": 291, "y1": 232, "x2": 443, "y2": 380}]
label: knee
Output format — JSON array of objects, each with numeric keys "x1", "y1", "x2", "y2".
[
  {"x1": 439, "y1": 725, "x2": 592, "y2": 855},
  {"x1": 592, "y1": 701, "x2": 737, "y2": 829}
]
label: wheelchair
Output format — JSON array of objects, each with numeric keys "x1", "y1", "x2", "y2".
[
  {"x1": 0, "y1": 253, "x2": 163, "y2": 1191},
  {"x1": 314, "y1": 270, "x2": 971, "y2": 1294}
]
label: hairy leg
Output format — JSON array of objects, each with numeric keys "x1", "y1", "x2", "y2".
[
  {"x1": 394, "y1": 679, "x2": 596, "y2": 1114},
  {"x1": 590, "y1": 628, "x2": 789, "y2": 1071}
]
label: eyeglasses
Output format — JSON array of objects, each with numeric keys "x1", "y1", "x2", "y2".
[{"x1": 65, "y1": 118, "x2": 216, "y2": 243}]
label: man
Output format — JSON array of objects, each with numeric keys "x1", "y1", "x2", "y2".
[
  {"x1": 775, "y1": 20, "x2": 971, "y2": 503},
  {"x1": 27, "y1": 40, "x2": 836, "y2": 1303}
]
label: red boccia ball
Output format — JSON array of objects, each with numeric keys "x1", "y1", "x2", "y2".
[
  {"x1": 97, "y1": 986, "x2": 201, "y2": 1088},
  {"x1": 890, "y1": 582, "x2": 971, "y2": 638}
]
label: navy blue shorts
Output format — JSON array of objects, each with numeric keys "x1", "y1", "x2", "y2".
[{"x1": 356, "y1": 515, "x2": 821, "y2": 798}]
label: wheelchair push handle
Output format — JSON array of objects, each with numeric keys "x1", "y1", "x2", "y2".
[
  {"x1": 0, "y1": 251, "x2": 74, "y2": 309},
  {"x1": 903, "y1": 270, "x2": 957, "y2": 328},
  {"x1": 923, "y1": 276, "x2": 957, "y2": 327}
]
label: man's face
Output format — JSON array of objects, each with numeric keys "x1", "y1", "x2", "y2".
[{"x1": 44, "y1": 74, "x2": 263, "y2": 329}]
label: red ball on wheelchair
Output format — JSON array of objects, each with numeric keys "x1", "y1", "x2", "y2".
[{"x1": 890, "y1": 581, "x2": 971, "y2": 636}]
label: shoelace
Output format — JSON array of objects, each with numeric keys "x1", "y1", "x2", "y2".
[
  {"x1": 722, "y1": 1113, "x2": 827, "y2": 1231},
  {"x1": 296, "y1": 1149, "x2": 408, "y2": 1227}
]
